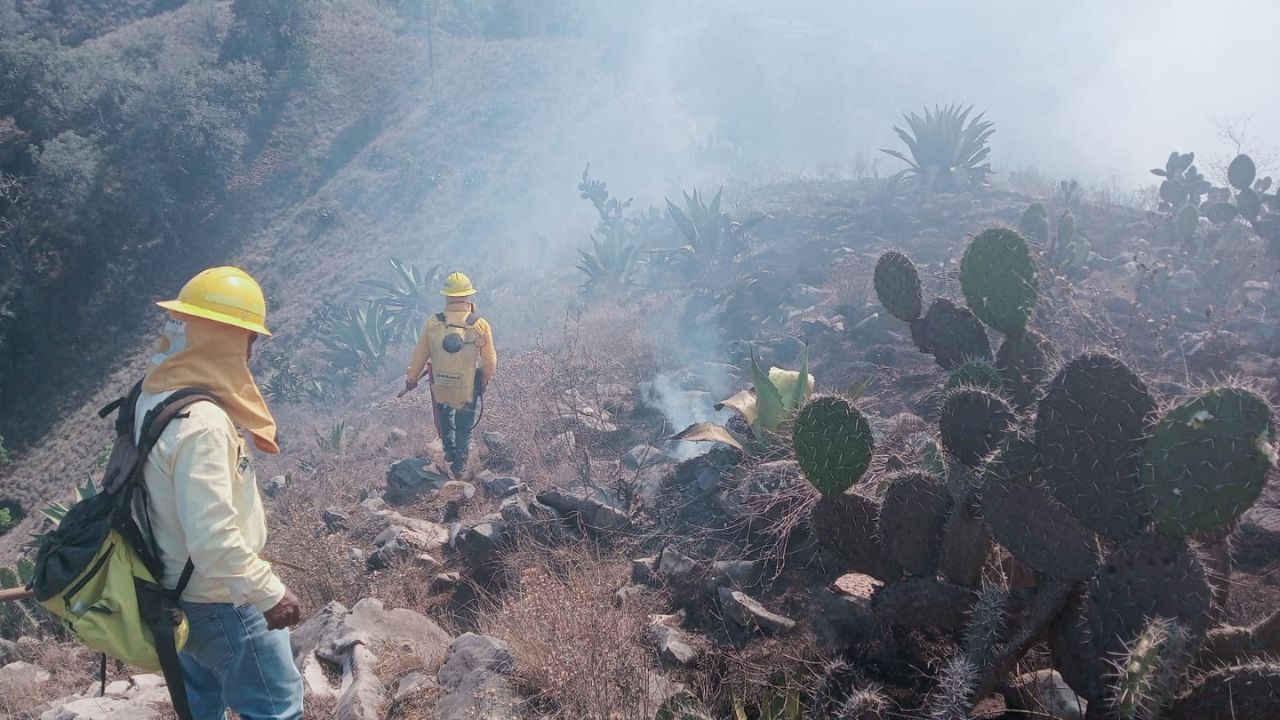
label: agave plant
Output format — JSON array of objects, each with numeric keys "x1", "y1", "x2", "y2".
[
  {"x1": 319, "y1": 302, "x2": 395, "y2": 371},
  {"x1": 880, "y1": 104, "x2": 995, "y2": 193},
  {"x1": 666, "y1": 187, "x2": 766, "y2": 268},
  {"x1": 23, "y1": 478, "x2": 97, "y2": 549},
  {"x1": 577, "y1": 233, "x2": 641, "y2": 293},
  {"x1": 260, "y1": 363, "x2": 327, "y2": 403},
  {"x1": 362, "y1": 257, "x2": 441, "y2": 344},
  {"x1": 314, "y1": 420, "x2": 358, "y2": 453},
  {"x1": 672, "y1": 349, "x2": 814, "y2": 451}
]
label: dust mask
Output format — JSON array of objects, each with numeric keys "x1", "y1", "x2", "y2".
[{"x1": 151, "y1": 318, "x2": 188, "y2": 366}]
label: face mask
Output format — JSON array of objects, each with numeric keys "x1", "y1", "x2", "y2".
[{"x1": 150, "y1": 318, "x2": 188, "y2": 366}]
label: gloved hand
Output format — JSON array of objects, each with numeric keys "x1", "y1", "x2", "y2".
[{"x1": 404, "y1": 378, "x2": 418, "y2": 394}]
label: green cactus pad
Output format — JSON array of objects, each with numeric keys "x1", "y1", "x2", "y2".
[
  {"x1": 996, "y1": 330, "x2": 1056, "y2": 409},
  {"x1": 945, "y1": 359, "x2": 1005, "y2": 393},
  {"x1": 1087, "y1": 533, "x2": 1213, "y2": 662},
  {"x1": 1238, "y1": 188, "x2": 1262, "y2": 223},
  {"x1": 1036, "y1": 353, "x2": 1157, "y2": 541},
  {"x1": 961, "y1": 228, "x2": 1038, "y2": 337},
  {"x1": 1049, "y1": 590, "x2": 1107, "y2": 706},
  {"x1": 1167, "y1": 661, "x2": 1280, "y2": 720},
  {"x1": 870, "y1": 577, "x2": 974, "y2": 630},
  {"x1": 915, "y1": 298, "x2": 992, "y2": 370},
  {"x1": 938, "y1": 505, "x2": 990, "y2": 588},
  {"x1": 1205, "y1": 202, "x2": 1238, "y2": 225},
  {"x1": 940, "y1": 387, "x2": 1015, "y2": 468},
  {"x1": 878, "y1": 471, "x2": 950, "y2": 576},
  {"x1": 1175, "y1": 205, "x2": 1199, "y2": 242},
  {"x1": 1228, "y1": 154, "x2": 1257, "y2": 191},
  {"x1": 1017, "y1": 203, "x2": 1050, "y2": 246},
  {"x1": 1141, "y1": 387, "x2": 1276, "y2": 537},
  {"x1": 874, "y1": 251, "x2": 923, "y2": 323},
  {"x1": 1110, "y1": 617, "x2": 1192, "y2": 720},
  {"x1": 793, "y1": 396, "x2": 875, "y2": 497},
  {"x1": 810, "y1": 492, "x2": 902, "y2": 581}
]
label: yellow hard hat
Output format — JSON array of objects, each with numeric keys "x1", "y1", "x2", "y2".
[
  {"x1": 441, "y1": 271, "x2": 477, "y2": 297},
  {"x1": 157, "y1": 266, "x2": 272, "y2": 336}
]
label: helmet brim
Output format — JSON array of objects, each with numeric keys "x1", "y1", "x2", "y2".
[{"x1": 157, "y1": 300, "x2": 273, "y2": 336}]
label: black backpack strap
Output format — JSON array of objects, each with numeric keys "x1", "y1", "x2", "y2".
[{"x1": 138, "y1": 388, "x2": 220, "y2": 457}]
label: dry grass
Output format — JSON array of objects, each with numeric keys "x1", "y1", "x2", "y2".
[
  {"x1": 478, "y1": 544, "x2": 666, "y2": 720},
  {"x1": 0, "y1": 642, "x2": 98, "y2": 719}
]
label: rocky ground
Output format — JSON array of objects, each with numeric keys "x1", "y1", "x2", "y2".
[{"x1": 5, "y1": 180, "x2": 1280, "y2": 719}]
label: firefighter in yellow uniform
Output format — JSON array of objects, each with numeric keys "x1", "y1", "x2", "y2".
[{"x1": 405, "y1": 271, "x2": 498, "y2": 476}]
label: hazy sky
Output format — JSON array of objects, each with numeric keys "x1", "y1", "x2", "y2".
[{"x1": 575, "y1": 0, "x2": 1280, "y2": 191}]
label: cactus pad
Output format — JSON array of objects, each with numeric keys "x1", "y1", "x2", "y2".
[
  {"x1": 1109, "y1": 617, "x2": 1192, "y2": 720},
  {"x1": 1228, "y1": 154, "x2": 1257, "y2": 191},
  {"x1": 982, "y1": 471, "x2": 1099, "y2": 581},
  {"x1": 938, "y1": 505, "x2": 990, "y2": 588},
  {"x1": 961, "y1": 228, "x2": 1038, "y2": 337},
  {"x1": 878, "y1": 471, "x2": 950, "y2": 577},
  {"x1": 996, "y1": 330, "x2": 1056, "y2": 409},
  {"x1": 1175, "y1": 205, "x2": 1199, "y2": 242},
  {"x1": 874, "y1": 251, "x2": 923, "y2": 323},
  {"x1": 793, "y1": 396, "x2": 875, "y2": 497},
  {"x1": 1167, "y1": 661, "x2": 1280, "y2": 720},
  {"x1": 1018, "y1": 203, "x2": 1050, "y2": 246},
  {"x1": 944, "y1": 359, "x2": 1005, "y2": 393},
  {"x1": 1142, "y1": 387, "x2": 1276, "y2": 537},
  {"x1": 940, "y1": 387, "x2": 1015, "y2": 467},
  {"x1": 870, "y1": 577, "x2": 974, "y2": 630},
  {"x1": 810, "y1": 492, "x2": 902, "y2": 581},
  {"x1": 1049, "y1": 589, "x2": 1107, "y2": 706},
  {"x1": 1087, "y1": 533, "x2": 1213, "y2": 662},
  {"x1": 915, "y1": 298, "x2": 993, "y2": 370},
  {"x1": 1036, "y1": 353, "x2": 1157, "y2": 540}
]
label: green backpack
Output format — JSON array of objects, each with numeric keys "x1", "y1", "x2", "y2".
[{"x1": 31, "y1": 381, "x2": 220, "y2": 720}]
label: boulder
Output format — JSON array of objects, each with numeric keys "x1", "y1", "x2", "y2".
[
  {"x1": 717, "y1": 587, "x2": 796, "y2": 634},
  {"x1": 476, "y1": 472, "x2": 525, "y2": 499},
  {"x1": 392, "y1": 670, "x2": 437, "y2": 704},
  {"x1": 536, "y1": 486, "x2": 629, "y2": 533},
  {"x1": 706, "y1": 560, "x2": 764, "y2": 591},
  {"x1": 455, "y1": 521, "x2": 508, "y2": 579},
  {"x1": 387, "y1": 428, "x2": 410, "y2": 445},
  {"x1": 385, "y1": 458, "x2": 450, "y2": 505},
  {"x1": 1007, "y1": 669, "x2": 1087, "y2": 720},
  {"x1": 1, "y1": 660, "x2": 50, "y2": 684},
  {"x1": 657, "y1": 548, "x2": 699, "y2": 582},
  {"x1": 262, "y1": 474, "x2": 288, "y2": 498},
  {"x1": 367, "y1": 527, "x2": 446, "y2": 571},
  {"x1": 624, "y1": 445, "x2": 665, "y2": 470},
  {"x1": 481, "y1": 431, "x2": 518, "y2": 472},
  {"x1": 647, "y1": 614, "x2": 699, "y2": 666},
  {"x1": 431, "y1": 572, "x2": 462, "y2": 594},
  {"x1": 813, "y1": 574, "x2": 882, "y2": 652},
  {"x1": 631, "y1": 556, "x2": 658, "y2": 585},
  {"x1": 435, "y1": 633, "x2": 518, "y2": 720},
  {"x1": 321, "y1": 508, "x2": 350, "y2": 534}
]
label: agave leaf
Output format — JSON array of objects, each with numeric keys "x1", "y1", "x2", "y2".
[
  {"x1": 752, "y1": 352, "x2": 785, "y2": 431},
  {"x1": 670, "y1": 422, "x2": 745, "y2": 451},
  {"x1": 716, "y1": 389, "x2": 758, "y2": 427},
  {"x1": 790, "y1": 346, "x2": 810, "y2": 408}
]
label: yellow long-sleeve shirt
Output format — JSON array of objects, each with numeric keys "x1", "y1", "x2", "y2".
[
  {"x1": 135, "y1": 390, "x2": 286, "y2": 612},
  {"x1": 406, "y1": 307, "x2": 498, "y2": 387}
]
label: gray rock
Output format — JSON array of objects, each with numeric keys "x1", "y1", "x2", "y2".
[
  {"x1": 547, "y1": 430, "x2": 577, "y2": 461},
  {"x1": 322, "y1": 508, "x2": 349, "y2": 534},
  {"x1": 367, "y1": 527, "x2": 445, "y2": 571},
  {"x1": 614, "y1": 583, "x2": 647, "y2": 608},
  {"x1": 262, "y1": 474, "x2": 288, "y2": 498},
  {"x1": 455, "y1": 521, "x2": 507, "y2": 578},
  {"x1": 631, "y1": 556, "x2": 658, "y2": 585},
  {"x1": 392, "y1": 671, "x2": 436, "y2": 704},
  {"x1": 431, "y1": 572, "x2": 462, "y2": 593},
  {"x1": 657, "y1": 548, "x2": 699, "y2": 581},
  {"x1": 435, "y1": 634, "x2": 518, "y2": 720},
  {"x1": 1008, "y1": 669, "x2": 1087, "y2": 720},
  {"x1": 647, "y1": 614, "x2": 699, "y2": 666},
  {"x1": 439, "y1": 480, "x2": 477, "y2": 504},
  {"x1": 0, "y1": 639, "x2": 20, "y2": 665},
  {"x1": 481, "y1": 431, "x2": 518, "y2": 472},
  {"x1": 477, "y1": 472, "x2": 525, "y2": 499},
  {"x1": 812, "y1": 575, "x2": 881, "y2": 652},
  {"x1": 384, "y1": 458, "x2": 450, "y2": 506},
  {"x1": 717, "y1": 587, "x2": 796, "y2": 634},
  {"x1": 1168, "y1": 267, "x2": 1199, "y2": 293},
  {"x1": 40, "y1": 696, "x2": 163, "y2": 720},
  {"x1": 707, "y1": 560, "x2": 764, "y2": 590},
  {"x1": 536, "y1": 486, "x2": 629, "y2": 532},
  {"x1": 387, "y1": 428, "x2": 410, "y2": 445},
  {"x1": 1, "y1": 660, "x2": 50, "y2": 684}
]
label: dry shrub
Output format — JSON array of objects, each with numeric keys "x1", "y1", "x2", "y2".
[
  {"x1": 479, "y1": 544, "x2": 665, "y2": 720},
  {"x1": 0, "y1": 641, "x2": 98, "y2": 719}
]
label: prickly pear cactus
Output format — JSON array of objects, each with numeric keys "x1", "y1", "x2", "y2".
[
  {"x1": 793, "y1": 396, "x2": 875, "y2": 497},
  {"x1": 913, "y1": 298, "x2": 992, "y2": 370},
  {"x1": 960, "y1": 228, "x2": 1038, "y2": 337},
  {"x1": 944, "y1": 358, "x2": 1005, "y2": 393},
  {"x1": 938, "y1": 505, "x2": 990, "y2": 588},
  {"x1": 1087, "y1": 533, "x2": 1214, "y2": 662},
  {"x1": 1228, "y1": 153, "x2": 1257, "y2": 192},
  {"x1": 1036, "y1": 353, "x2": 1157, "y2": 541},
  {"x1": 874, "y1": 251, "x2": 923, "y2": 323},
  {"x1": 1109, "y1": 617, "x2": 1192, "y2": 720},
  {"x1": 995, "y1": 329, "x2": 1056, "y2": 409},
  {"x1": 1175, "y1": 205, "x2": 1199, "y2": 244},
  {"x1": 1239, "y1": 188, "x2": 1263, "y2": 223},
  {"x1": 1017, "y1": 203, "x2": 1050, "y2": 246},
  {"x1": 1167, "y1": 660, "x2": 1280, "y2": 720},
  {"x1": 981, "y1": 459, "x2": 1099, "y2": 582},
  {"x1": 878, "y1": 471, "x2": 950, "y2": 577},
  {"x1": 1142, "y1": 387, "x2": 1276, "y2": 537},
  {"x1": 870, "y1": 576, "x2": 974, "y2": 630},
  {"x1": 939, "y1": 387, "x2": 1014, "y2": 468},
  {"x1": 810, "y1": 491, "x2": 902, "y2": 581}
]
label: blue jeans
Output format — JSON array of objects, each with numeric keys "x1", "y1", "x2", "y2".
[{"x1": 179, "y1": 601, "x2": 303, "y2": 720}]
